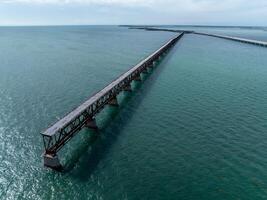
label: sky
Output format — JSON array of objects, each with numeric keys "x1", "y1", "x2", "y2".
[{"x1": 0, "y1": 0, "x2": 267, "y2": 26}]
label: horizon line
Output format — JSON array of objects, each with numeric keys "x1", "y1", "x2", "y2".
[{"x1": 0, "y1": 24, "x2": 266, "y2": 27}]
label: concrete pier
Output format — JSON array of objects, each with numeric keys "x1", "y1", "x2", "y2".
[
  {"x1": 134, "y1": 75, "x2": 142, "y2": 81},
  {"x1": 142, "y1": 68, "x2": 148, "y2": 74},
  {"x1": 108, "y1": 97, "x2": 119, "y2": 106},
  {"x1": 43, "y1": 154, "x2": 62, "y2": 170},
  {"x1": 85, "y1": 117, "x2": 98, "y2": 129},
  {"x1": 123, "y1": 85, "x2": 132, "y2": 92}
]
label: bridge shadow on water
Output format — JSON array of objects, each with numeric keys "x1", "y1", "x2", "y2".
[
  {"x1": 60, "y1": 48, "x2": 176, "y2": 181},
  {"x1": 62, "y1": 92, "x2": 143, "y2": 180}
]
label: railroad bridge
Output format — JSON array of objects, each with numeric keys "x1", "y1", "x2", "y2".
[{"x1": 41, "y1": 33, "x2": 184, "y2": 169}]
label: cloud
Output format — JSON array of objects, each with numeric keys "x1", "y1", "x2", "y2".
[
  {"x1": 1, "y1": 0, "x2": 154, "y2": 6},
  {"x1": 2, "y1": 0, "x2": 267, "y2": 11},
  {"x1": 0, "y1": 0, "x2": 266, "y2": 25}
]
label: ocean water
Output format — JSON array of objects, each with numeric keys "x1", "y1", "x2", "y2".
[{"x1": 1, "y1": 26, "x2": 267, "y2": 199}]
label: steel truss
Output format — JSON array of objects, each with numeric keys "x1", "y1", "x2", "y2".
[{"x1": 41, "y1": 33, "x2": 184, "y2": 156}]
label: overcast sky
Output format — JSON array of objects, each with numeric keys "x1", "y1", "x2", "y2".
[{"x1": 0, "y1": 0, "x2": 267, "y2": 26}]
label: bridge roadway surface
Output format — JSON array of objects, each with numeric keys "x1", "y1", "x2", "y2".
[{"x1": 41, "y1": 33, "x2": 184, "y2": 168}]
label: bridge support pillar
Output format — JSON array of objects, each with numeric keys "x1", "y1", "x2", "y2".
[
  {"x1": 142, "y1": 68, "x2": 148, "y2": 74},
  {"x1": 148, "y1": 62, "x2": 153, "y2": 69},
  {"x1": 43, "y1": 154, "x2": 62, "y2": 170},
  {"x1": 134, "y1": 74, "x2": 142, "y2": 81},
  {"x1": 109, "y1": 97, "x2": 119, "y2": 106},
  {"x1": 123, "y1": 84, "x2": 132, "y2": 92},
  {"x1": 85, "y1": 117, "x2": 98, "y2": 129}
]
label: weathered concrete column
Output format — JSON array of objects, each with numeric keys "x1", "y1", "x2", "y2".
[
  {"x1": 108, "y1": 96, "x2": 119, "y2": 106},
  {"x1": 142, "y1": 68, "x2": 148, "y2": 74},
  {"x1": 43, "y1": 154, "x2": 62, "y2": 170},
  {"x1": 147, "y1": 62, "x2": 154, "y2": 68},
  {"x1": 123, "y1": 84, "x2": 132, "y2": 92},
  {"x1": 85, "y1": 117, "x2": 98, "y2": 129},
  {"x1": 134, "y1": 74, "x2": 142, "y2": 81}
]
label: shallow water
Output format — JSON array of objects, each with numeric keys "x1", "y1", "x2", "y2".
[{"x1": 1, "y1": 26, "x2": 267, "y2": 199}]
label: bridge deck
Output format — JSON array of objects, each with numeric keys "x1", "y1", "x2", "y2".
[{"x1": 42, "y1": 33, "x2": 183, "y2": 137}]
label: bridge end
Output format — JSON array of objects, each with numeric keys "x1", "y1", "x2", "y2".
[{"x1": 43, "y1": 154, "x2": 62, "y2": 170}]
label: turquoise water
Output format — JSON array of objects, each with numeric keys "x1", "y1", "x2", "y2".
[{"x1": 1, "y1": 26, "x2": 267, "y2": 199}]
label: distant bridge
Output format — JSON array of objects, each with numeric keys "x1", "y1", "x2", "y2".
[
  {"x1": 41, "y1": 33, "x2": 184, "y2": 170},
  {"x1": 127, "y1": 26, "x2": 267, "y2": 48},
  {"x1": 193, "y1": 32, "x2": 267, "y2": 47}
]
